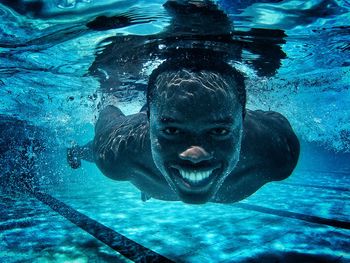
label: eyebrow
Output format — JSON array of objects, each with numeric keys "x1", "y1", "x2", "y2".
[
  {"x1": 211, "y1": 116, "x2": 234, "y2": 124},
  {"x1": 160, "y1": 117, "x2": 181, "y2": 124},
  {"x1": 159, "y1": 116, "x2": 235, "y2": 125}
]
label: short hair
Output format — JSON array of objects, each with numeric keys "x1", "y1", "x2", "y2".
[{"x1": 147, "y1": 57, "x2": 246, "y2": 116}]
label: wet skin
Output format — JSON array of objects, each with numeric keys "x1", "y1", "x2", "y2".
[{"x1": 93, "y1": 80, "x2": 299, "y2": 204}]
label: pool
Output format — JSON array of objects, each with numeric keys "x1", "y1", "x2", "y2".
[{"x1": 0, "y1": 0, "x2": 349, "y2": 262}]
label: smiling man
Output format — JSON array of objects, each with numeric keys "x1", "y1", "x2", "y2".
[{"x1": 68, "y1": 58, "x2": 299, "y2": 204}]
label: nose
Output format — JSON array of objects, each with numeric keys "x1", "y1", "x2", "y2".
[{"x1": 179, "y1": 146, "x2": 213, "y2": 163}]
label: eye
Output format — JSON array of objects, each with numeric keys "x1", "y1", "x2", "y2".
[
  {"x1": 162, "y1": 127, "x2": 181, "y2": 135},
  {"x1": 210, "y1": 128, "x2": 230, "y2": 136}
]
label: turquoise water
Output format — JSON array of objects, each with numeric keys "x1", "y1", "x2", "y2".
[{"x1": 1, "y1": 0, "x2": 349, "y2": 262}]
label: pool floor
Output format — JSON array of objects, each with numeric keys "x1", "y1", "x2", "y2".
[{"x1": 1, "y1": 164, "x2": 349, "y2": 262}]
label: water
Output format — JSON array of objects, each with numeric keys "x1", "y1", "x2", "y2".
[{"x1": 0, "y1": 0, "x2": 349, "y2": 262}]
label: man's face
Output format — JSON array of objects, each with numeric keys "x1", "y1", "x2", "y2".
[{"x1": 149, "y1": 72, "x2": 243, "y2": 204}]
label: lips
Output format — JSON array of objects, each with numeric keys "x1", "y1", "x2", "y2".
[
  {"x1": 178, "y1": 168, "x2": 212, "y2": 183},
  {"x1": 170, "y1": 164, "x2": 221, "y2": 189}
]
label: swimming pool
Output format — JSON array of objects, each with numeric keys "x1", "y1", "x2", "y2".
[{"x1": 0, "y1": 0, "x2": 349, "y2": 262}]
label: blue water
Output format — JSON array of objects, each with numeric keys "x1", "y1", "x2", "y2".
[{"x1": 0, "y1": 0, "x2": 349, "y2": 262}]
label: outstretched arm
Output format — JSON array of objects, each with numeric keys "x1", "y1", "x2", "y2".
[
  {"x1": 67, "y1": 105, "x2": 127, "y2": 169},
  {"x1": 67, "y1": 141, "x2": 94, "y2": 169},
  {"x1": 93, "y1": 105, "x2": 150, "y2": 181},
  {"x1": 215, "y1": 110, "x2": 300, "y2": 203},
  {"x1": 67, "y1": 105, "x2": 147, "y2": 171}
]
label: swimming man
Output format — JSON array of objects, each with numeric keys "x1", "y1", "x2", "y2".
[{"x1": 67, "y1": 57, "x2": 300, "y2": 204}]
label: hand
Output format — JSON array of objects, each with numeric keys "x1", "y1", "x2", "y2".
[{"x1": 67, "y1": 146, "x2": 81, "y2": 169}]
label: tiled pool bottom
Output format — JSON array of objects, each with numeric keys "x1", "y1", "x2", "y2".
[
  {"x1": 0, "y1": 192, "x2": 130, "y2": 263},
  {"x1": 1, "y1": 166, "x2": 349, "y2": 262}
]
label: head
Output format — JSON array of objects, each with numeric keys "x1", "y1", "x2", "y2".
[{"x1": 147, "y1": 58, "x2": 246, "y2": 204}]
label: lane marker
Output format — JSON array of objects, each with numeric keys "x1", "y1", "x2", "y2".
[
  {"x1": 278, "y1": 182, "x2": 350, "y2": 192},
  {"x1": 235, "y1": 203, "x2": 350, "y2": 230},
  {"x1": 28, "y1": 189, "x2": 349, "y2": 263},
  {"x1": 296, "y1": 169, "x2": 350, "y2": 176},
  {"x1": 32, "y1": 191, "x2": 175, "y2": 263}
]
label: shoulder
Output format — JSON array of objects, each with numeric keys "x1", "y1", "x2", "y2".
[
  {"x1": 245, "y1": 110, "x2": 296, "y2": 139},
  {"x1": 246, "y1": 109, "x2": 291, "y2": 129},
  {"x1": 93, "y1": 112, "x2": 150, "y2": 181},
  {"x1": 243, "y1": 110, "x2": 300, "y2": 181}
]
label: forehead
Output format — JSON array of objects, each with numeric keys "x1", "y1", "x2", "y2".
[
  {"x1": 151, "y1": 78, "x2": 241, "y2": 123},
  {"x1": 152, "y1": 69, "x2": 238, "y2": 102}
]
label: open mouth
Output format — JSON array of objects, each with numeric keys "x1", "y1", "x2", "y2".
[{"x1": 170, "y1": 164, "x2": 221, "y2": 189}]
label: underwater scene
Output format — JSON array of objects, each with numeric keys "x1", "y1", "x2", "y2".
[{"x1": 0, "y1": 0, "x2": 349, "y2": 262}]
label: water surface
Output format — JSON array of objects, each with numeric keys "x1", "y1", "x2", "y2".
[{"x1": 0, "y1": 0, "x2": 349, "y2": 262}]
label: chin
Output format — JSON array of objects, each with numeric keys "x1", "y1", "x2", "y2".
[{"x1": 177, "y1": 191, "x2": 213, "y2": 204}]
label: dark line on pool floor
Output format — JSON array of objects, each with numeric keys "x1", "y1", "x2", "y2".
[
  {"x1": 297, "y1": 169, "x2": 350, "y2": 176},
  {"x1": 235, "y1": 203, "x2": 350, "y2": 230},
  {"x1": 32, "y1": 191, "x2": 174, "y2": 263},
  {"x1": 277, "y1": 182, "x2": 350, "y2": 192}
]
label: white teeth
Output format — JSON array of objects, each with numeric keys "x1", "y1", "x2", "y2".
[{"x1": 178, "y1": 168, "x2": 213, "y2": 183}]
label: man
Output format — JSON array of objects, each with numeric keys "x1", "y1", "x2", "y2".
[{"x1": 68, "y1": 57, "x2": 299, "y2": 204}]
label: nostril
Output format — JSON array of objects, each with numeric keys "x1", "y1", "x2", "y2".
[{"x1": 179, "y1": 146, "x2": 213, "y2": 163}]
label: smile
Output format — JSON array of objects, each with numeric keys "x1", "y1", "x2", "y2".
[
  {"x1": 177, "y1": 168, "x2": 213, "y2": 183},
  {"x1": 170, "y1": 164, "x2": 221, "y2": 187}
]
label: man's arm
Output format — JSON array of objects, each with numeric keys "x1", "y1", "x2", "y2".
[
  {"x1": 93, "y1": 106, "x2": 150, "y2": 181},
  {"x1": 66, "y1": 105, "x2": 151, "y2": 183},
  {"x1": 214, "y1": 110, "x2": 300, "y2": 203},
  {"x1": 240, "y1": 110, "x2": 300, "y2": 181},
  {"x1": 66, "y1": 105, "x2": 127, "y2": 169},
  {"x1": 67, "y1": 141, "x2": 94, "y2": 169}
]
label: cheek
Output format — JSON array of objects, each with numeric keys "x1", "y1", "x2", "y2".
[
  {"x1": 214, "y1": 136, "x2": 241, "y2": 159},
  {"x1": 215, "y1": 144, "x2": 235, "y2": 161},
  {"x1": 157, "y1": 137, "x2": 181, "y2": 157}
]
